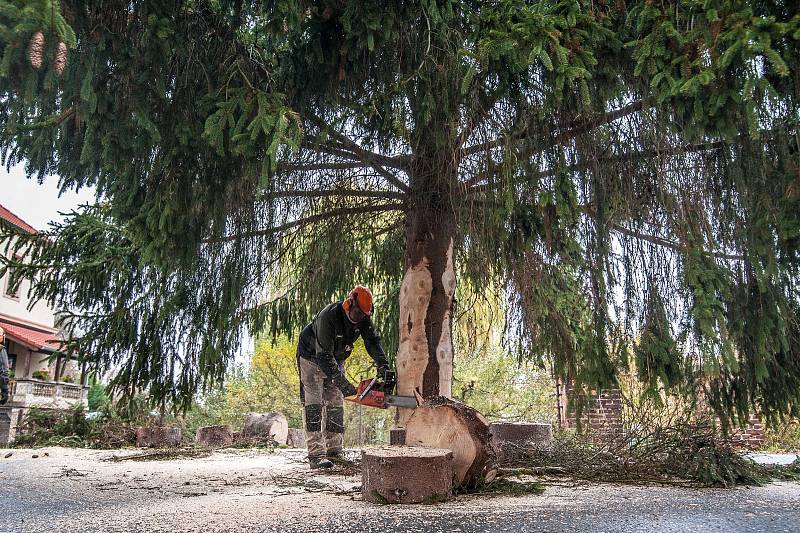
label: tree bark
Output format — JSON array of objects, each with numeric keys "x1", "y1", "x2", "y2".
[{"x1": 396, "y1": 194, "x2": 457, "y2": 425}]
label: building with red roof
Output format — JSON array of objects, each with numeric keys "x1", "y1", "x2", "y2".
[{"x1": 0, "y1": 203, "x2": 88, "y2": 443}]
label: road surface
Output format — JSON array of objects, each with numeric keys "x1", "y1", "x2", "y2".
[{"x1": 1, "y1": 447, "x2": 798, "y2": 532}]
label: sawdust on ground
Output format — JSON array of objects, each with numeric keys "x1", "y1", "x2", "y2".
[{"x1": 1, "y1": 446, "x2": 799, "y2": 533}]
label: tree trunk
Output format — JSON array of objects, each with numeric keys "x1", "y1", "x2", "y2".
[
  {"x1": 405, "y1": 396, "x2": 497, "y2": 488},
  {"x1": 396, "y1": 196, "x2": 457, "y2": 425},
  {"x1": 392, "y1": 167, "x2": 496, "y2": 488}
]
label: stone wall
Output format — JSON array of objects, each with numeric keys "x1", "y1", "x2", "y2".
[{"x1": 0, "y1": 407, "x2": 24, "y2": 444}]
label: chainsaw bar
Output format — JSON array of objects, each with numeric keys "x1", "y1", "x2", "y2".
[{"x1": 384, "y1": 395, "x2": 418, "y2": 408}]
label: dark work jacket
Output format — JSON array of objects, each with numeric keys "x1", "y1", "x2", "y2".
[{"x1": 297, "y1": 302, "x2": 388, "y2": 389}]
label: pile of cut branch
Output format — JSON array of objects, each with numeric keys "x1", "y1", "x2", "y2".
[
  {"x1": 104, "y1": 446, "x2": 212, "y2": 462},
  {"x1": 499, "y1": 423, "x2": 800, "y2": 488}
]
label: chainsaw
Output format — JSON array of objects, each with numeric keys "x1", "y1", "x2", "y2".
[{"x1": 346, "y1": 368, "x2": 418, "y2": 409}]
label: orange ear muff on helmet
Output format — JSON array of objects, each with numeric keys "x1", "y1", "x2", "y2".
[{"x1": 344, "y1": 285, "x2": 373, "y2": 316}]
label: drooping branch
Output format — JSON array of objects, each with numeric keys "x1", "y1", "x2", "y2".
[
  {"x1": 461, "y1": 99, "x2": 651, "y2": 158},
  {"x1": 268, "y1": 189, "x2": 407, "y2": 201},
  {"x1": 608, "y1": 221, "x2": 745, "y2": 261},
  {"x1": 455, "y1": 78, "x2": 503, "y2": 150},
  {"x1": 305, "y1": 115, "x2": 412, "y2": 169},
  {"x1": 462, "y1": 140, "x2": 726, "y2": 195},
  {"x1": 276, "y1": 161, "x2": 373, "y2": 172},
  {"x1": 551, "y1": 99, "x2": 651, "y2": 148},
  {"x1": 14, "y1": 106, "x2": 76, "y2": 132},
  {"x1": 204, "y1": 203, "x2": 407, "y2": 243},
  {"x1": 305, "y1": 115, "x2": 413, "y2": 193},
  {"x1": 300, "y1": 139, "x2": 412, "y2": 193}
]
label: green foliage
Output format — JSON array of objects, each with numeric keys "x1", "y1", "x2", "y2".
[
  {"x1": 634, "y1": 289, "x2": 682, "y2": 401},
  {"x1": 31, "y1": 369, "x2": 50, "y2": 381},
  {"x1": 0, "y1": 0, "x2": 798, "y2": 427},
  {"x1": 87, "y1": 382, "x2": 109, "y2": 412},
  {"x1": 13, "y1": 405, "x2": 91, "y2": 448},
  {"x1": 453, "y1": 346, "x2": 555, "y2": 423},
  {"x1": 763, "y1": 418, "x2": 800, "y2": 453},
  {"x1": 13, "y1": 395, "x2": 168, "y2": 449}
]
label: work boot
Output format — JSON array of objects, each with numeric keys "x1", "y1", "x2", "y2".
[
  {"x1": 326, "y1": 451, "x2": 355, "y2": 467},
  {"x1": 309, "y1": 456, "x2": 334, "y2": 469}
]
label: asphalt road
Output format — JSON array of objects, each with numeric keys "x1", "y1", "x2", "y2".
[{"x1": 1, "y1": 447, "x2": 798, "y2": 533}]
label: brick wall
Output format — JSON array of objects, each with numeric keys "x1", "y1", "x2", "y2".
[
  {"x1": 555, "y1": 381, "x2": 765, "y2": 449},
  {"x1": 695, "y1": 386, "x2": 765, "y2": 450},
  {"x1": 556, "y1": 382, "x2": 623, "y2": 442},
  {"x1": 727, "y1": 412, "x2": 765, "y2": 450}
]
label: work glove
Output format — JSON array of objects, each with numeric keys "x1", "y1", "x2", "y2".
[{"x1": 334, "y1": 375, "x2": 357, "y2": 398}]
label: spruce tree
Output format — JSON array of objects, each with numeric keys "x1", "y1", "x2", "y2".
[{"x1": 0, "y1": 0, "x2": 798, "y2": 424}]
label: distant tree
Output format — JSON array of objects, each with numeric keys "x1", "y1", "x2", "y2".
[
  {"x1": 187, "y1": 336, "x2": 395, "y2": 445},
  {"x1": 1, "y1": 1, "x2": 798, "y2": 426}
]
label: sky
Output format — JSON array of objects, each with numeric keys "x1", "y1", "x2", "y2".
[
  {"x1": 1, "y1": 162, "x2": 255, "y2": 368},
  {"x1": 0, "y1": 163, "x2": 96, "y2": 231}
]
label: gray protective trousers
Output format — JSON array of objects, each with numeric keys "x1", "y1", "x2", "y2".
[{"x1": 297, "y1": 356, "x2": 344, "y2": 458}]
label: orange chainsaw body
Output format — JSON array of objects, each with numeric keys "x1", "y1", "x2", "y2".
[
  {"x1": 346, "y1": 370, "x2": 417, "y2": 409},
  {"x1": 352, "y1": 377, "x2": 390, "y2": 408}
]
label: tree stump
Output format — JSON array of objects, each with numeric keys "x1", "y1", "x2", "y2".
[
  {"x1": 195, "y1": 425, "x2": 234, "y2": 447},
  {"x1": 490, "y1": 422, "x2": 553, "y2": 447},
  {"x1": 405, "y1": 397, "x2": 496, "y2": 488},
  {"x1": 135, "y1": 426, "x2": 182, "y2": 448},
  {"x1": 362, "y1": 446, "x2": 453, "y2": 504},
  {"x1": 286, "y1": 428, "x2": 306, "y2": 448},
  {"x1": 242, "y1": 412, "x2": 288, "y2": 445}
]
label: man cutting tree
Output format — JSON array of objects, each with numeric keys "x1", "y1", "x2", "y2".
[{"x1": 296, "y1": 286, "x2": 389, "y2": 469}]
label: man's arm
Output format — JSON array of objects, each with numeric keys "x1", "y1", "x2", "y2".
[
  {"x1": 360, "y1": 318, "x2": 389, "y2": 371},
  {"x1": 313, "y1": 309, "x2": 356, "y2": 396}
]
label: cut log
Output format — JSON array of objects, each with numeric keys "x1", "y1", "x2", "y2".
[
  {"x1": 490, "y1": 422, "x2": 553, "y2": 447},
  {"x1": 241, "y1": 412, "x2": 288, "y2": 445},
  {"x1": 135, "y1": 426, "x2": 182, "y2": 448},
  {"x1": 404, "y1": 397, "x2": 496, "y2": 488},
  {"x1": 286, "y1": 428, "x2": 306, "y2": 448},
  {"x1": 362, "y1": 446, "x2": 453, "y2": 504},
  {"x1": 195, "y1": 425, "x2": 234, "y2": 447}
]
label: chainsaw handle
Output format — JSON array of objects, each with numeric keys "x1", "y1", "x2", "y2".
[{"x1": 357, "y1": 377, "x2": 378, "y2": 400}]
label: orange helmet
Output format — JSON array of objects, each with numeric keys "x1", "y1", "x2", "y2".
[{"x1": 343, "y1": 285, "x2": 374, "y2": 316}]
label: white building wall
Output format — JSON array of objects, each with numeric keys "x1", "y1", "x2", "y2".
[
  {"x1": 0, "y1": 235, "x2": 56, "y2": 329},
  {"x1": 3, "y1": 340, "x2": 53, "y2": 380}
]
